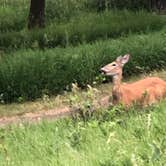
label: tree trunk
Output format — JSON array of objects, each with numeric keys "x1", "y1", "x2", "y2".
[
  {"x1": 28, "y1": 0, "x2": 45, "y2": 29},
  {"x1": 97, "y1": 0, "x2": 106, "y2": 12}
]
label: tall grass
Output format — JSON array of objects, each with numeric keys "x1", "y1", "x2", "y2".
[
  {"x1": 0, "y1": 30, "x2": 165, "y2": 102},
  {"x1": 0, "y1": 11, "x2": 165, "y2": 51},
  {"x1": 0, "y1": 100, "x2": 166, "y2": 165},
  {"x1": 0, "y1": 0, "x2": 89, "y2": 32},
  {"x1": 0, "y1": 0, "x2": 154, "y2": 32},
  {"x1": 0, "y1": 0, "x2": 28, "y2": 32}
]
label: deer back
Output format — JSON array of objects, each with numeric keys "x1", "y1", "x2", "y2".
[{"x1": 120, "y1": 77, "x2": 166, "y2": 106}]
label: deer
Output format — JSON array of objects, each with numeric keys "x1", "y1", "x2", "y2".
[{"x1": 100, "y1": 54, "x2": 166, "y2": 107}]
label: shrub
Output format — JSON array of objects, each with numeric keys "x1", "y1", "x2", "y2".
[
  {"x1": 0, "y1": 30, "x2": 165, "y2": 102},
  {"x1": 0, "y1": 11, "x2": 165, "y2": 52}
]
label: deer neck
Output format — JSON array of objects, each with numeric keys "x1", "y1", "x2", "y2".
[{"x1": 112, "y1": 73, "x2": 122, "y2": 104}]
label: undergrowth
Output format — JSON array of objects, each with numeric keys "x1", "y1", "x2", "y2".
[
  {"x1": 0, "y1": 11, "x2": 165, "y2": 51},
  {"x1": 0, "y1": 30, "x2": 165, "y2": 102},
  {"x1": 0, "y1": 100, "x2": 166, "y2": 165}
]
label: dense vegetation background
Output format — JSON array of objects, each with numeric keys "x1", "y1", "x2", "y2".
[
  {"x1": 0, "y1": 0, "x2": 165, "y2": 102},
  {"x1": 0, "y1": 1, "x2": 166, "y2": 165}
]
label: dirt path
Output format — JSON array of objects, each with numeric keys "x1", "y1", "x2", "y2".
[
  {"x1": 0, "y1": 95, "x2": 110, "y2": 128},
  {"x1": 0, "y1": 106, "x2": 74, "y2": 127}
]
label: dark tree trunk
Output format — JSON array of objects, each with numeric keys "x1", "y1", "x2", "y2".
[
  {"x1": 97, "y1": 0, "x2": 106, "y2": 12},
  {"x1": 150, "y1": 0, "x2": 153, "y2": 9},
  {"x1": 28, "y1": 0, "x2": 45, "y2": 29}
]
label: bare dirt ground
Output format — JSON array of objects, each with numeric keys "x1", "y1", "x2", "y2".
[
  {"x1": 0, "y1": 107, "x2": 73, "y2": 127},
  {"x1": 0, "y1": 89, "x2": 110, "y2": 128},
  {"x1": 0, "y1": 70, "x2": 165, "y2": 128},
  {"x1": 0, "y1": 94, "x2": 110, "y2": 127}
]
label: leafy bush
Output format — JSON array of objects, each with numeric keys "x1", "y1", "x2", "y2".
[
  {"x1": 0, "y1": 11, "x2": 165, "y2": 52},
  {"x1": 0, "y1": 30, "x2": 165, "y2": 102}
]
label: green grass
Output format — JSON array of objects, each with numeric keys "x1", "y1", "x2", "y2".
[
  {"x1": 0, "y1": 0, "x2": 154, "y2": 33},
  {"x1": 0, "y1": 11, "x2": 165, "y2": 51},
  {"x1": 0, "y1": 1, "x2": 165, "y2": 164},
  {"x1": 0, "y1": 29, "x2": 166, "y2": 102},
  {"x1": 0, "y1": 0, "x2": 88, "y2": 32},
  {"x1": 0, "y1": 0, "x2": 28, "y2": 33},
  {"x1": 0, "y1": 100, "x2": 166, "y2": 165}
]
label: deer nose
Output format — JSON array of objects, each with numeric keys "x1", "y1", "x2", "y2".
[{"x1": 100, "y1": 68, "x2": 106, "y2": 74}]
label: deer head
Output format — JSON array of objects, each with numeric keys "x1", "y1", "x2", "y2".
[
  {"x1": 100, "y1": 54, "x2": 130, "y2": 105},
  {"x1": 100, "y1": 54, "x2": 130, "y2": 77},
  {"x1": 100, "y1": 54, "x2": 166, "y2": 106}
]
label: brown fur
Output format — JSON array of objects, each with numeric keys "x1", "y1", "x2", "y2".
[
  {"x1": 118, "y1": 77, "x2": 166, "y2": 106},
  {"x1": 101, "y1": 54, "x2": 166, "y2": 106}
]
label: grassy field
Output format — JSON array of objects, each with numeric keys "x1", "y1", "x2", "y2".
[
  {"x1": 0, "y1": 1, "x2": 166, "y2": 165},
  {"x1": 0, "y1": 70, "x2": 165, "y2": 165},
  {"x1": 0, "y1": 99, "x2": 166, "y2": 165}
]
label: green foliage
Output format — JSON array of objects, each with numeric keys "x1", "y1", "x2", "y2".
[
  {"x1": 91, "y1": 0, "x2": 153, "y2": 11},
  {"x1": 0, "y1": 0, "x2": 28, "y2": 32},
  {"x1": 0, "y1": 100, "x2": 166, "y2": 165},
  {"x1": 0, "y1": 0, "x2": 155, "y2": 32},
  {"x1": 45, "y1": 0, "x2": 89, "y2": 22},
  {"x1": 0, "y1": 30, "x2": 165, "y2": 102},
  {"x1": 69, "y1": 84, "x2": 100, "y2": 121},
  {"x1": 0, "y1": 0, "x2": 155, "y2": 33},
  {"x1": 0, "y1": 11, "x2": 165, "y2": 52},
  {"x1": 0, "y1": 0, "x2": 89, "y2": 32}
]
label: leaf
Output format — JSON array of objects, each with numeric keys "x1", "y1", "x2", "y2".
[{"x1": 150, "y1": 141, "x2": 161, "y2": 162}]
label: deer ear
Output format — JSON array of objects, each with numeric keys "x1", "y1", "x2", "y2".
[
  {"x1": 116, "y1": 56, "x2": 123, "y2": 63},
  {"x1": 121, "y1": 54, "x2": 130, "y2": 66}
]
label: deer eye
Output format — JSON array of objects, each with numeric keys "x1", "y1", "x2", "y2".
[{"x1": 112, "y1": 64, "x2": 116, "y2": 66}]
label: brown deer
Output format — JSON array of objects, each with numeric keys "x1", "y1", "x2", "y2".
[{"x1": 100, "y1": 54, "x2": 166, "y2": 106}]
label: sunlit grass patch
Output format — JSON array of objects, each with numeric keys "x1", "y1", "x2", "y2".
[{"x1": 0, "y1": 100, "x2": 166, "y2": 165}]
